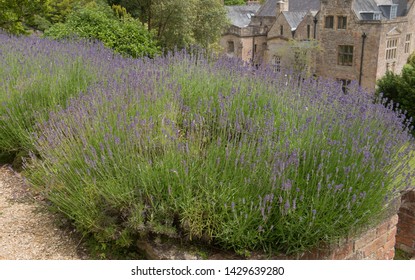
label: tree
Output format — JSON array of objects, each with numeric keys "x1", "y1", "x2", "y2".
[
  {"x1": 106, "y1": 0, "x2": 229, "y2": 51},
  {"x1": 377, "y1": 53, "x2": 415, "y2": 130},
  {"x1": 0, "y1": 0, "x2": 48, "y2": 34},
  {"x1": 44, "y1": 1, "x2": 160, "y2": 58},
  {"x1": 224, "y1": 0, "x2": 246, "y2": 5}
]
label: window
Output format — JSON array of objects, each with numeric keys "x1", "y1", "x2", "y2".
[
  {"x1": 390, "y1": 5, "x2": 397, "y2": 19},
  {"x1": 272, "y1": 55, "x2": 281, "y2": 72},
  {"x1": 338, "y1": 79, "x2": 351, "y2": 93},
  {"x1": 254, "y1": 44, "x2": 257, "y2": 53},
  {"x1": 338, "y1": 45, "x2": 354, "y2": 66},
  {"x1": 337, "y1": 16, "x2": 347, "y2": 29},
  {"x1": 307, "y1": 24, "x2": 311, "y2": 39},
  {"x1": 325, "y1": 16, "x2": 334, "y2": 28},
  {"x1": 227, "y1": 41, "x2": 235, "y2": 53},
  {"x1": 373, "y1": 13, "x2": 381, "y2": 20},
  {"x1": 280, "y1": 25, "x2": 284, "y2": 36},
  {"x1": 405, "y1": 34, "x2": 412, "y2": 54},
  {"x1": 386, "y1": 38, "x2": 398, "y2": 60}
]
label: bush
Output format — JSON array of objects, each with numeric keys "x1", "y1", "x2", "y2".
[
  {"x1": 44, "y1": 2, "x2": 160, "y2": 58},
  {"x1": 23, "y1": 48, "x2": 414, "y2": 255},
  {"x1": 0, "y1": 33, "x2": 122, "y2": 155},
  {"x1": 377, "y1": 53, "x2": 415, "y2": 133}
]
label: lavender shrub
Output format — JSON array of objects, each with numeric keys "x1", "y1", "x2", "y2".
[
  {"x1": 25, "y1": 47, "x2": 414, "y2": 255},
  {"x1": 0, "y1": 33, "x2": 122, "y2": 154}
]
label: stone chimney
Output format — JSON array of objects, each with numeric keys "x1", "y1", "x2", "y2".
[{"x1": 276, "y1": 0, "x2": 289, "y2": 15}]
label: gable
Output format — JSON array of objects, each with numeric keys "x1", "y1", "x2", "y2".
[{"x1": 386, "y1": 26, "x2": 402, "y2": 36}]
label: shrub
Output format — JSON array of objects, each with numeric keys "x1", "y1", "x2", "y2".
[
  {"x1": 44, "y1": 2, "x2": 160, "y2": 58},
  {"x1": 376, "y1": 53, "x2": 415, "y2": 134},
  {"x1": 0, "y1": 33, "x2": 121, "y2": 155},
  {"x1": 24, "y1": 49, "x2": 414, "y2": 255}
]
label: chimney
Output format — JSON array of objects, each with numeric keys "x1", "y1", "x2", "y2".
[{"x1": 276, "y1": 0, "x2": 289, "y2": 15}]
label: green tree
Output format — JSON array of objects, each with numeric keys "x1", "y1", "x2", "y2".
[
  {"x1": 224, "y1": 0, "x2": 246, "y2": 5},
  {"x1": 106, "y1": 0, "x2": 228, "y2": 51},
  {"x1": 0, "y1": 0, "x2": 48, "y2": 34},
  {"x1": 46, "y1": 0, "x2": 100, "y2": 23},
  {"x1": 44, "y1": 1, "x2": 160, "y2": 57},
  {"x1": 377, "y1": 53, "x2": 415, "y2": 130}
]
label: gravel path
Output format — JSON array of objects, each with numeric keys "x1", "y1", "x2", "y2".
[{"x1": 0, "y1": 165, "x2": 87, "y2": 260}]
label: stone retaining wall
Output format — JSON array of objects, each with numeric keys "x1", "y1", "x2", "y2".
[
  {"x1": 299, "y1": 214, "x2": 398, "y2": 260},
  {"x1": 396, "y1": 190, "x2": 415, "y2": 255},
  {"x1": 137, "y1": 194, "x2": 415, "y2": 260}
]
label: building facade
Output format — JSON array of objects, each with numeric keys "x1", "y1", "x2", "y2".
[{"x1": 221, "y1": 0, "x2": 415, "y2": 90}]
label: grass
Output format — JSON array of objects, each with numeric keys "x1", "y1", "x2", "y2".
[{"x1": 394, "y1": 248, "x2": 413, "y2": 260}]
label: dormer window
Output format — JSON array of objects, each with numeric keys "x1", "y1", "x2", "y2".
[{"x1": 390, "y1": 5, "x2": 397, "y2": 19}]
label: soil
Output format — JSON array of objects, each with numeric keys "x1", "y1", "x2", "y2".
[{"x1": 0, "y1": 165, "x2": 88, "y2": 260}]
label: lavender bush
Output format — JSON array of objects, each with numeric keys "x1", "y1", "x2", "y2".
[
  {"x1": 15, "y1": 42, "x2": 414, "y2": 255},
  {"x1": 0, "y1": 33, "x2": 121, "y2": 154}
]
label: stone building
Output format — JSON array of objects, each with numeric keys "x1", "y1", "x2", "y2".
[{"x1": 221, "y1": 0, "x2": 415, "y2": 90}]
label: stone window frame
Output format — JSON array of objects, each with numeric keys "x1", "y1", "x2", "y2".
[
  {"x1": 337, "y1": 16, "x2": 347, "y2": 30},
  {"x1": 325, "y1": 16, "x2": 334, "y2": 29},
  {"x1": 404, "y1": 34, "x2": 412, "y2": 54},
  {"x1": 272, "y1": 55, "x2": 281, "y2": 72},
  {"x1": 337, "y1": 45, "x2": 354, "y2": 66},
  {"x1": 385, "y1": 38, "x2": 398, "y2": 60},
  {"x1": 337, "y1": 78, "x2": 351, "y2": 93},
  {"x1": 227, "y1": 41, "x2": 235, "y2": 54}
]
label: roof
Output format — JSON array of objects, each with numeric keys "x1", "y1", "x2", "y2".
[
  {"x1": 289, "y1": 0, "x2": 320, "y2": 11},
  {"x1": 353, "y1": 0, "x2": 385, "y2": 19},
  {"x1": 256, "y1": 0, "x2": 320, "y2": 16},
  {"x1": 373, "y1": 0, "x2": 394, "y2": 5},
  {"x1": 256, "y1": 0, "x2": 279, "y2": 17},
  {"x1": 225, "y1": 4, "x2": 261, "y2": 27},
  {"x1": 282, "y1": 11, "x2": 308, "y2": 31},
  {"x1": 353, "y1": 0, "x2": 408, "y2": 19}
]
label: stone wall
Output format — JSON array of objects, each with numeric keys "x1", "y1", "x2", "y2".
[
  {"x1": 396, "y1": 190, "x2": 415, "y2": 255},
  {"x1": 137, "y1": 214, "x2": 401, "y2": 260},
  {"x1": 298, "y1": 215, "x2": 399, "y2": 260}
]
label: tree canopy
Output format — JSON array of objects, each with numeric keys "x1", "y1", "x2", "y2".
[
  {"x1": 376, "y1": 53, "x2": 415, "y2": 132},
  {"x1": 44, "y1": 1, "x2": 160, "y2": 58},
  {"x1": 224, "y1": 0, "x2": 246, "y2": 5},
  {"x1": 0, "y1": 0, "x2": 96, "y2": 34},
  {"x1": 106, "y1": 0, "x2": 229, "y2": 51},
  {"x1": 0, "y1": 0, "x2": 48, "y2": 34}
]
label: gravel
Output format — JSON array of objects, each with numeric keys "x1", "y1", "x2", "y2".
[{"x1": 0, "y1": 165, "x2": 88, "y2": 260}]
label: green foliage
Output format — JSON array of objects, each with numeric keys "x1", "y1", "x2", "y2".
[
  {"x1": 0, "y1": 36, "x2": 99, "y2": 154},
  {"x1": 107, "y1": 0, "x2": 229, "y2": 51},
  {"x1": 46, "y1": 0, "x2": 91, "y2": 23},
  {"x1": 0, "y1": 0, "x2": 48, "y2": 34},
  {"x1": 377, "y1": 53, "x2": 415, "y2": 131},
  {"x1": 22, "y1": 48, "x2": 413, "y2": 256},
  {"x1": 224, "y1": 0, "x2": 246, "y2": 5},
  {"x1": 44, "y1": 2, "x2": 160, "y2": 57}
]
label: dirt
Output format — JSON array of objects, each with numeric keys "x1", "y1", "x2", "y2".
[{"x1": 0, "y1": 165, "x2": 88, "y2": 260}]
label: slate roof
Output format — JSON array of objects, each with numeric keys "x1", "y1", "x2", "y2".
[
  {"x1": 256, "y1": 0, "x2": 320, "y2": 16},
  {"x1": 373, "y1": 0, "x2": 394, "y2": 5},
  {"x1": 288, "y1": 0, "x2": 320, "y2": 11},
  {"x1": 225, "y1": 4, "x2": 261, "y2": 27},
  {"x1": 353, "y1": 0, "x2": 408, "y2": 19},
  {"x1": 256, "y1": 0, "x2": 279, "y2": 17},
  {"x1": 282, "y1": 11, "x2": 308, "y2": 30}
]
